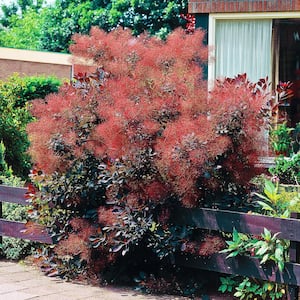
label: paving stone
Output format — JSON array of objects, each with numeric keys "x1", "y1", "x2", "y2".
[
  {"x1": 28, "y1": 294, "x2": 72, "y2": 300},
  {"x1": 0, "y1": 260, "x2": 234, "y2": 299},
  {"x1": 0, "y1": 291, "x2": 38, "y2": 300},
  {"x1": 1, "y1": 271, "x2": 40, "y2": 282},
  {"x1": 0, "y1": 283, "x2": 27, "y2": 294}
]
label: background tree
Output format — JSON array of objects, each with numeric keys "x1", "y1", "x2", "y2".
[
  {"x1": 108, "y1": 0, "x2": 187, "y2": 38},
  {"x1": 16, "y1": 0, "x2": 44, "y2": 14},
  {"x1": 0, "y1": 3, "x2": 18, "y2": 27},
  {"x1": 39, "y1": 1, "x2": 110, "y2": 53},
  {"x1": 0, "y1": 8, "x2": 44, "y2": 50},
  {"x1": 40, "y1": 0, "x2": 188, "y2": 52},
  {"x1": 0, "y1": 0, "x2": 188, "y2": 52},
  {"x1": 0, "y1": 0, "x2": 44, "y2": 27}
]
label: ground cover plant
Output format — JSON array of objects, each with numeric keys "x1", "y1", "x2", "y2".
[{"x1": 26, "y1": 27, "x2": 271, "y2": 295}]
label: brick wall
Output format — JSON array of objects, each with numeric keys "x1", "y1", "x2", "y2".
[
  {"x1": 189, "y1": 0, "x2": 300, "y2": 13},
  {"x1": 0, "y1": 47, "x2": 73, "y2": 80},
  {"x1": 0, "y1": 59, "x2": 72, "y2": 80}
]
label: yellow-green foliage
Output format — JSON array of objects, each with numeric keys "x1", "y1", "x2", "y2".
[
  {"x1": 255, "y1": 179, "x2": 300, "y2": 217},
  {"x1": 278, "y1": 184, "x2": 300, "y2": 213}
]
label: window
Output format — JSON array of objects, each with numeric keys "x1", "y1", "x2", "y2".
[
  {"x1": 208, "y1": 12, "x2": 300, "y2": 126},
  {"x1": 215, "y1": 19, "x2": 272, "y2": 83}
]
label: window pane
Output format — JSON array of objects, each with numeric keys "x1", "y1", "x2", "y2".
[{"x1": 215, "y1": 19, "x2": 272, "y2": 82}]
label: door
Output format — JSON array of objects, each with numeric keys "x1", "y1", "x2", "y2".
[{"x1": 278, "y1": 19, "x2": 300, "y2": 127}]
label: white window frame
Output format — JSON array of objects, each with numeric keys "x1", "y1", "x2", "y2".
[{"x1": 208, "y1": 12, "x2": 300, "y2": 88}]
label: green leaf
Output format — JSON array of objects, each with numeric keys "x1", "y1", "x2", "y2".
[
  {"x1": 226, "y1": 251, "x2": 240, "y2": 258},
  {"x1": 256, "y1": 244, "x2": 269, "y2": 256},
  {"x1": 218, "y1": 285, "x2": 227, "y2": 293},
  {"x1": 234, "y1": 291, "x2": 243, "y2": 297},
  {"x1": 232, "y1": 228, "x2": 239, "y2": 241},
  {"x1": 278, "y1": 261, "x2": 285, "y2": 272},
  {"x1": 264, "y1": 188, "x2": 280, "y2": 204},
  {"x1": 256, "y1": 201, "x2": 274, "y2": 212},
  {"x1": 260, "y1": 253, "x2": 270, "y2": 264},
  {"x1": 264, "y1": 179, "x2": 276, "y2": 194},
  {"x1": 219, "y1": 248, "x2": 231, "y2": 253},
  {"x1": 263, "y1": 228, "x2": 271, "y2": 241},
  {"x1": 254, "y1": 192, "x2": 271, "y2": 202}
]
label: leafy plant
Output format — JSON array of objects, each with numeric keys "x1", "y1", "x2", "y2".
[
  {"x1": 0, "y1": 167, "x2": 38, "y2": 260},
  {"x1": 291, "y1": 122, "x2": 300, "y2": 153},
  {"x1": 0, "y1": 8, "x2": 44, "y2": 50},
  {"x1": 269, "y1": 153, "x2": 300, "y2": 185},
  {"x1": 218, "y1": 276, "x2": 236, "y2": 294},
  {"x1": 219, "y1": 276, "x2": 286, "y2": 300},
  {"x1": 26, "y1": 28, "x2": 271, "y2": 290},
  {"x1": 0, "y1": 73, "x2": 61, "y2": 178},
  {"x1": 1, "y1": 202, "x2": 38, "y2": 260},
  {"x1": 254, "y1": 228, "x2": 287, "y2": 272},
  {"x1": 221, "y1": 228, "x2": 289, "y2": 272},
  {"x1": 91, "y1": 206, "x2": 154, "y2": 256},
  {"x1": 272, "y1": 81, "x2": 294, "y2": 126},
  {"x1": 219, "y1": 179, "x2": 297, "y2": 297},
  {"x1": 39, "y1": 0, "x2": 188, "y2": 52},
  {"x1": 270, "y1": 123, "x2": 293, "y2": 156},
  {"x1": 254, "y1": 179, "x2": 300, "y2": 217},
  {"x1": 0, "y1": 141, "x2": 13, "y2": 178}
]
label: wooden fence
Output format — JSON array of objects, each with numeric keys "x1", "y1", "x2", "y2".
[
  {"x1": 1, "y1": 184, "x2": 300, "y2": 299},
  {"x1": 0, "y1": 185, "x2": 52, "y2": 245},
  {"x1": 174, "y1": 207, "x2": 300, "y2": 300}
]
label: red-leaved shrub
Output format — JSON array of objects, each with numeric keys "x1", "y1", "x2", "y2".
[{"x1": 27, "y1": 28, "x2": 270, "y2": 284}]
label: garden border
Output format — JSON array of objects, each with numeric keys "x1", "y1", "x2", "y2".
[{"x1": 174, "y1": 207, "x2": 300, "y2": 300}]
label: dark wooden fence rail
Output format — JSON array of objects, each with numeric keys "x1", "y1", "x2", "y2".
[
  {"x1": 0, "y1": 185, "x2": 53, "y2": 244},
  {"x1": 1, "y1": 185, "x2": 299, "y2": 298},
  {"x1": 174, "y1": 207, "x2": 300, "y2": 300}
]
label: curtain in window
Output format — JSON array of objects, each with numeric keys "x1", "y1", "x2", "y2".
[{"x1": 215, "y1": 19, "x2": 272, "y2": 82}]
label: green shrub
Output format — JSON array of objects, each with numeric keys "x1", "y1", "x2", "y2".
[
  {"x1": 269, "y1": 153, "x2": 300, "y2": 185},
  {"x1": 0, "y1": 141, "x2": 38, "y2": 260},
  {"x1": 269, "y1": 121, "x2": 300, "y2": 157},
  {"x1": 0, "y1": 73, "x2": 61, "y2": 178},
  {"x1": 270, "y1": 123, "x2": 293, "y2": 156},
  {"x1": 219, "y1": 276, "x2": 286, "y2": 300},
  {"x1": 269, "y1": 121, "x2": 300, "y2": 185},
  {"x1": 0, "y1": 173, "x2": 38, "y2": 260},
  {"x1": 1, "y1": 202, "x2": 38, "y2": 260}
]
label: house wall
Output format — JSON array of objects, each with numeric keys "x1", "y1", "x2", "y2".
[
  {"x1": 0, "y1": 47, "x2": 72, "y2": 80},
  {"x1": 189, "y1": 0, "x2": 300, "y2": 13}
]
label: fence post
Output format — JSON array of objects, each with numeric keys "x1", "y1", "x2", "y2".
[{"x1": 288, "y1": 212, "x2": 300, "y2": 300}]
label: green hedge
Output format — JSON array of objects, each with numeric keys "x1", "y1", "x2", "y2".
[{"x1": 0, "y1": 74, "x2": 61, "y2": 178}]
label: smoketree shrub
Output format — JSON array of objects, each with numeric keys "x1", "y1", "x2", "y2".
[
  {"x1": 0, "y1": 74, "x2": 61, "y2": 178},
  {"x1": 27, "y1": 28, "x2": 270, "y2": 287}
]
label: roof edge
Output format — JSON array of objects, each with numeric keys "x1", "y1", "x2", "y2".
[{"x1": 0, "y1": 47, "x2": 72, "y2": 66}]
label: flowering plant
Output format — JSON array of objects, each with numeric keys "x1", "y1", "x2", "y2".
[{"x1": 27, "y1": 28, "x2": 270, "y2": 284}]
